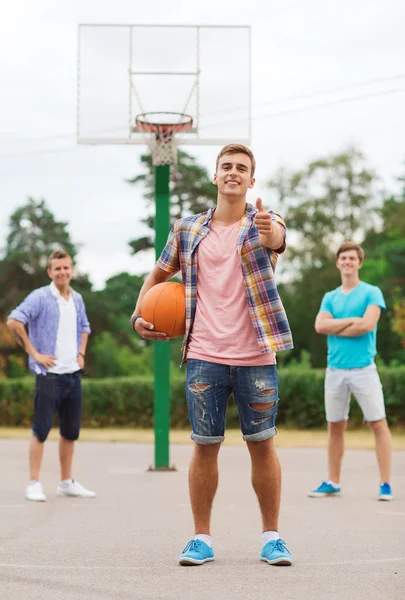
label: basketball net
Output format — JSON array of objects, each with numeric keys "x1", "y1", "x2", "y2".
[
  {"x1": 135, "y1": 113, "x2": 193, "y2": 167},
  {"x1": 147, "y1": 125, "x2": 181, "y2": 166}
]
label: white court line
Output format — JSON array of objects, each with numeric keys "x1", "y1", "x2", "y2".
[{"x1": 377, "y1": 511, "x2": 405, "y2": 517}]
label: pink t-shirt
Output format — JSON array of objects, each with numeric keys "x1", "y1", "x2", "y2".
[{"x1": 187, "y1": 221, "x2": 276, "y2": 366}]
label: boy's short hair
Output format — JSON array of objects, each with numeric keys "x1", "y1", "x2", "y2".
[
  {"x1": 48, "y1": 249, "x2": 72, "y2": 269},
  {"x1": 216, "y1": 144, "x2": 256, "y2": 176},
  {"x1": 336, "y1": 241, "x2": 364, "y2": 263}
]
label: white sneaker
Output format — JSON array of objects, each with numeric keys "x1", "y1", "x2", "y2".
[
  {"x1": 56, "y1": 479, "x2": 96, "y2": 498},
  {"x1": 26, "y1": 481, "x2": 46, "y2": 502}
]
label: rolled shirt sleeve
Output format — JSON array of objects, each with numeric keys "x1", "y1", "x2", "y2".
[
  {"x1": 269, "y1": 211, "x2": 287, "y2": 254},
  {"x1": 8, "y1": 290, "x2": 42, "y2": 324},
  {"x1": 75, "y1": 294, "x2": 91, "y2": 334},
  {"x1": 157, "y1": 225, "x2": 181, "y2": 274}
]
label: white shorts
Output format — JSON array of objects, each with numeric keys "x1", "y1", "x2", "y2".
[{"x1": 325, "y1": 363, "x2": 386, "y2": 423}]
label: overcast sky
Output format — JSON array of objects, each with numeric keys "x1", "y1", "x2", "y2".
[{"x1": 1, "y1": 0, "x2": 404, "y2": 289}]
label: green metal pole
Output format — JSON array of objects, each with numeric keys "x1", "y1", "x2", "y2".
[{"x1": 153, "y1": 164, "x2": 171, "y2": 470}]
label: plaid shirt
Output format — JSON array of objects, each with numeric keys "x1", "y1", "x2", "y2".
[{"x1": 157, "y1": 202, "x2": 293, "y2": 364}]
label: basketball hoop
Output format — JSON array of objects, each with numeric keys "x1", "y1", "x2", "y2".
[{"x1": 134, "y1": 112, "x2": 193, "y2": 166}]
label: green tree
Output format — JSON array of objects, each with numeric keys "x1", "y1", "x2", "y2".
[
  {"x1": 361, "y1": 194, "x2": 405, "y2": 364},
  {"x1": 90, "y1": 332, "x2": 154, "y2": 378},
  {"x1": 267, "y1": 147, "x2": 382, "y2": 366},
  {"x1": 0, "y1": 198, "x2": 83, "y2": 319},
  {"x1": 268, "y1": 146, "x2": 380, "y2": 270},
  {"x1": 277, "y1": 264, "x2": 340, "y2": 368},
  {"x1": 94, "y1": 272, "x2": 145, "y2": 346},
  {"x1": 5, "y1": 198, "x2": 78, "y2": 273},
  {"x1": 0, "y1": 198, "x2": 101, "y2": 375},
  {"x1": 127, "y1": 150, "x2": 217, "y2": 255}
]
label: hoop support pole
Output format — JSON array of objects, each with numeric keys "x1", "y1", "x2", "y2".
[{"x1": 151, "y1": 165, "x2": 174, "y2": 470}]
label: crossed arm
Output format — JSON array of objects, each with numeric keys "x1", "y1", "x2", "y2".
[{"x1": 315, "y1": 305, "x2": 382, "y2": 337}]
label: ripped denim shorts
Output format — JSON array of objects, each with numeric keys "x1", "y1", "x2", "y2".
[{"x1": 185, "y1": 359, "x2": 279, "y2": 444}]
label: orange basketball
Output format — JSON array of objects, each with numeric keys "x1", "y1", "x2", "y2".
[{"x1": 141, "y1": 282, "x2": 186, "y2": 338}]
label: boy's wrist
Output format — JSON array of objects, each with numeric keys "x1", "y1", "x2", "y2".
[{"x1": 130, "y1": 315, "x2": 141, "y2": 330}]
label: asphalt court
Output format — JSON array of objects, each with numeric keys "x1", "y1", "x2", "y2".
[{"x1": 0, "y1": 439, "x2": 404, "y2": 599}]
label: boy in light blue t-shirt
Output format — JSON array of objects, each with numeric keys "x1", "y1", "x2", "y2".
[{"x1": 308, "y1": 241, "x2": 393, "y2": 501}]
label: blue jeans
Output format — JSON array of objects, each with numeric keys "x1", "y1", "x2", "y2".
[
  {"x1": 33, "y1": 372, "x2": 82, "y2": 442},
  {"x1": 186, "y1": 359, "x2": 279, "y2": 444}
]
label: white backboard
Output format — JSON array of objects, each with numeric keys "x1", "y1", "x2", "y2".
[{"x1": 77, "y1": 24, "x2": 251, "y2": 146}]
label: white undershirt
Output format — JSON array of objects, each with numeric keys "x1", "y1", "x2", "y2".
[{"x1": 48, "y1": 282, "x2": 80, "y2": 374}]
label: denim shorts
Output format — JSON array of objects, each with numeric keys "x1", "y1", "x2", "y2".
[
  {"x1": 185, "y1": 359, "x2": 279, "y2": 444},
  {"x1": 33, "y1": 372, "x2": 83, "y2": 442}
]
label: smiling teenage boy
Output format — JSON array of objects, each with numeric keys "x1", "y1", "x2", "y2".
[
  {"x1": 7, "y1": 250, "x2": 95, "y2": 502},
  {"x1": 131, "y1": 144, "x2": 294, "y2": 566},
  {"x1": 309, "y1": 242, "x2": 393, "y2": 501}
]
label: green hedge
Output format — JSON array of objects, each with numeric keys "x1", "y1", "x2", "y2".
[{"x1": 1, "y1": 368, "x2": 405, "y2": 428}]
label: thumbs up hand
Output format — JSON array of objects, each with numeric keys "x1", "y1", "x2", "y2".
[
  {"x1": 254, "y1": 197, "x2": 273, "y2": 236},
  {"x1": 256, "y1": 197, "x2": 265, "y2": 212}
]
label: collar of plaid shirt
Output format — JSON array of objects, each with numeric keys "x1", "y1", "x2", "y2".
[{"x1": 159, "y1": 203, "x2": 294, "y2": 365}]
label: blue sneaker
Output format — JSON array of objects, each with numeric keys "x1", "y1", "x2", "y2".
[
  {"x1": 260, "y1": 539, "x2": 293, "y2": 566},
  {"x1": 178, "y1": 539, "x2": 215, "y2": 566},
  {"x1": 378, "y1": 483, "x2": 393, "y2": 501},
  {"x1": 308, "y1": 481, "x2": 341, "y2": 498}
]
